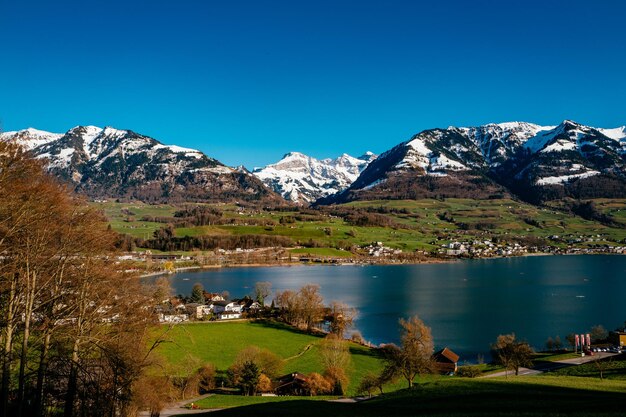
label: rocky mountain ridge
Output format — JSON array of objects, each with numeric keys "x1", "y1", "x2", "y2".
[
  {"x1": 252, "y1": 151, "x2": 377, "y2": 203},
  {"x1": 320, "y1": 120, "x2": 626, "y2": 204},
  {"x1": 0, "y1": 126, "x2": 280, "y2": 203},
  {"x1": 3, "y1": 120, "x2": 625, "y2": 206}
]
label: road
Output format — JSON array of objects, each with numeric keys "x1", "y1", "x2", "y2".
[
  {"x1": 138, "y1": 394, "x2": 217, "y2": 417},
  {"x1": 482, "y1": 351, "x2": 619, "y2": 378}
]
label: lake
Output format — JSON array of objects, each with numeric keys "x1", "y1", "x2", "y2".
[{"x1": 166, "y1": 255, "x2": 626, "y2": 362}]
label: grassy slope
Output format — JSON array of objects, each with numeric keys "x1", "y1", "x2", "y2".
[
  {"x1": 153, "y1": 321, "x2": 389, "y2": 395},
  {"x1": 552, "y1": 355, "x2": 626, "y2": 380},
  {"x1": 96, "y1": 198, "x2": 626, "y2": 253},
  {"x1": 185, "y1": 376, "x2": 626, "y2": 417}
]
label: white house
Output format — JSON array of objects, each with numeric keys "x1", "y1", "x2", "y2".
[
  {"x1": 158, "y1": 313, "x2": 189, "y2": 323},
  {"x1": 212, "y1": 301, "x2": 243, "y2": 314},
  {"x1": 185, "y1": 304, "x2": 212, "y2": 319},
  {"x1": 217, "y1": 311, "x2": 242, "y2": 320}
]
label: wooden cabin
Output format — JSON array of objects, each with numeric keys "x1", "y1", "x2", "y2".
[
  {"x1": 275, "y1": 372, "x2": 308, "y2": 396},
  {"x1": 433, "y1": 347, "x2": 459, "y2": 375}
]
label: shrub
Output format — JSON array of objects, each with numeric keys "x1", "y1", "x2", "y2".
[{"x1": 457, "y1": 365, "x2": 482, "y2": 378}]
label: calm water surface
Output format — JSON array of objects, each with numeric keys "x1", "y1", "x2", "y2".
[{"x1": 167, "y1": 255, "x2": 626, "y2": 361}]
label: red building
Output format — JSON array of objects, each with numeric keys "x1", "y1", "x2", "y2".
[{"x1": 433, "y1": 347, "x2": 459, "y2": 374}]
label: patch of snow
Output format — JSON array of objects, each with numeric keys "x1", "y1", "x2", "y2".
[
  {"x1": 72, "y1": 126, "x2": 103, "y2": 145},
  {"x1": 542, "y1": 140, "x2": 577, "y2": 153},
  {"x1": 535, "y1": 170, "x2": 600, "y2": 185},
  {"x1": 207, "y1": 166, "x2": 233, "y2": 174},
  {"x1": 523, "y1": 126, "x2": 561, "y2": 153},
  {"x1": 362, "y1": 178, "x2": 386, "y2": 190},
  {"x1": 153, "y1": 143, "x2": 203, "y2": 159},
  {"x1": 406, "y1": 138, "x2": 431, "y2": 156},
  {"x1": 429, "y1": 154, "x2": 467, "y2": 171},
  {"x1": 599, "y1": 126, "x2": 626, "y2": 140},
  {"x1": 102, "y1": 126, "x2": 127, "y2": 137}
]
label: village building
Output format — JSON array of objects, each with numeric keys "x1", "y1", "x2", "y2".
[
  {"x1": 610, "y1": 331, "x2": 626, "y2": 347},
  {"x1": 203, "y1": 291, "x2": 225, "y2": 302},
  {"x1": 158, "y1": 313, "x2": 189, "y2": 323},
  {"x1": 217, "y1": 311, "x2": 242, "y2": 320},
  {"x1": 275, "y1": 372, "x2": 308, "y2": 396},
  {"x1": 433, "y1": 347, "x2": 459, "y2": 374},
  {"x1": 212, "y1": 300, "x2": 243, "y2": 314}
]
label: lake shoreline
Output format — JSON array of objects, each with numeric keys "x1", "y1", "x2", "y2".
[
  {"x1": 160, "y1": 254, "x2": 626, "y2": 358},
  {"x1": 139, "y1": 251, "x2": 625, "y2": 278}
]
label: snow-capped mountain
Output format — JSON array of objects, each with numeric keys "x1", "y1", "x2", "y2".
[
  {"x1": 252, "y1": 151, "x2": 377, "y2": 203},
  {"x1": 321, "y1": 120, "x2": 626, "y2": 204},
  {"x1": 0, "y1": 126, "x2": 279, "y2": 203}
]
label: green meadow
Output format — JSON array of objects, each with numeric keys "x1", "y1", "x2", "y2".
[
  {"x1": 155, "y1": 322, "x2": 626, "y2": 415},
  {"x1": 97, "y1": 198, "x2": 626, "y2": 254},
  {"x1": 153, "y1": 321, "x2": 395, "y2": 396},
  {"x1": 186, "y1": 375, "x2": 626, "y2": 417}
]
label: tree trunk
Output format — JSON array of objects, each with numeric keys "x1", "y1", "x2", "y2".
[
  {"x1": 64, "y1": 340, "x2": 80, "y2": 417},
  {"x1": 1, "y1": 277, "x2": 18, "y2": 417},
  {"x1": 17, "y1": 272, "x2": 36, "y2": 417},
  {"x1": 1, "y1": 323, "x2": 15, "y2": 417},
  {"x1": 34, "y1": 331, "x2": 52, "y2": 417}
]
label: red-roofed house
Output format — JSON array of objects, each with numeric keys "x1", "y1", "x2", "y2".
[{"x1": 433, "y1": 347, "x2": 459, "y2": 374}]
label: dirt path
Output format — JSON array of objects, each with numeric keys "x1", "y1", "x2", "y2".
[
  {"x1": 284, "y1": 343, "x2": 314, "y2": 361},
  {"x1": 138, "y1": 394, "x2": 219, "y2": 417}
]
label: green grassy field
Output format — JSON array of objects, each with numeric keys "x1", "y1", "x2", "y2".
[
  {"x1": 155, "y1": 321, "x2": 626, "y2": 416},
  {"x1": 183, "y1": 376, "x2": 626, "y2": 417},
  {"x1": 92, "y1": 201, "x2": 178, "y2": 238},
  {"x1": 153, "y1": 321, "x2": 391, "y2": 396},
  {"x1": 552, "y1": 355, "x2": 626, "y2": 380},
  {"x1": 96, "y1": 198, "x2": 626, "y2": 254}
]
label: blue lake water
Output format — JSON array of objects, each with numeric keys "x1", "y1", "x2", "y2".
[{"x1": 167, "y1": 255, "x2": 626, "y2": 362}]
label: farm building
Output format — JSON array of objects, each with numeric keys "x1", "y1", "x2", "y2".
[{"x1": 433, "y1": 347, "x2": 459, "y2": 374}]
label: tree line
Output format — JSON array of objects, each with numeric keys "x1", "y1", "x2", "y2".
[{"x1": 136, "y1": 227, "x2": 296, "y2": 252}]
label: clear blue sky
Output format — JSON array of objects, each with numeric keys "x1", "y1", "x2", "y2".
[{"x1": 1, "y1": 0, "x2": 625, "y2": 168}]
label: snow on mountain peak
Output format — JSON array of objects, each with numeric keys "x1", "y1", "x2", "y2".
[
  {"x1": 253, "y1": 151, "x2": 377, "y2": 203},
  {"x1": 0, "y1": 125, "x2": 276, "y2": 203},
  {"x1": 599, "y1": 126, "x2": 626, "y2": 141},
  {"x1": 0, "y1": 127, "x2": 63, "y2": 150}
]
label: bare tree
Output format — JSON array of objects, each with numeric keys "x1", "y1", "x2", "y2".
[
  {"x1": 327, "y1": 301, "x2": 357, "y2": 339},
  {"x1": 298, "y1": 284, "x2": 324, "y2": 332},
  {"x1": 229, "y1": 346, "x2": 283, "y2": 380},
  {"x1": 382, "y1": 315, "x2": 435, "y2": 388},
  {"x1": 357, "y1": 373, "x2": 378, "y2": 398},
  {"x1": 319, "y1": 334, "x2": 351, "y2": 395},
  {"x1": 274, "y1": 289, "x2": 299, "y2": 324},
  {"x1": 590, "y1": 325, "x2": 608, "y2": 342},
  {"x1": 197, "y1": 363, "x2": 217, "y2": 393},
  {"x1": 304, "y1": 373, "x2": 331, "y2": 396},
  {"x1": 320, "y1": 334, "x2": 350, "y2": 371},
  {"x1": 554, "y1": 335, "x2": 563, "y2": 350},
  {"x1": 593, "y1": 356, "x2": 613, "y2": 380},
  {"x1": 491, "y1": 333, "x2": 534, "y2": 377},
  {"x1": 0, "y1": 141, "x2": 162, "y2": 417},
  {"x1": 566, "y1": 333, "x2": 577, "y2": 351}
]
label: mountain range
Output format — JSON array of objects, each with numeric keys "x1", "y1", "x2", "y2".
[
  {"x1": 319, "y1": 120, "x2": 626, "y2": 204},
  {"x1": 0, "y1": 126, "x2": 280, "y2": 203},
  {"x1": 252, "y1": 151, "x2": 377, "y2": 203},
  {"x1": 2, "y1": 120, "x2": 625, "y2": 206}
]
